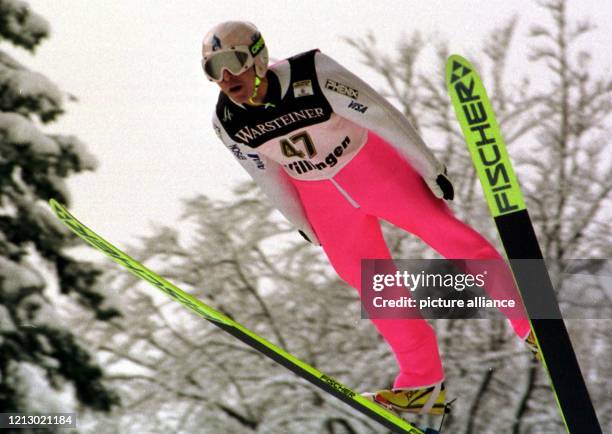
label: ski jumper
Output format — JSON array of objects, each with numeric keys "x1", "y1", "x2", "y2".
[{"x1": 212, "y1": 50, "x2": 530, "y2": 388}]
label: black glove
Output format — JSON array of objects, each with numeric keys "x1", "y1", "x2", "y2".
[{"x1": 436, "y1": 172, "x2": 454, "y2": 201}]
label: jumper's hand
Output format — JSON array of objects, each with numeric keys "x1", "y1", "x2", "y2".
[{"x1": 426, "y1": 168, "x2": 454, "y2": 201}]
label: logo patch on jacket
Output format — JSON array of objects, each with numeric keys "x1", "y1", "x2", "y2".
[
  {"x1": 325, "y1": 79, "x2": 359, "y2": 99},
  {"x1": 223, "y1": 106, "x2": 233, "y2": 122},
  {"x1": 293, "y1": 80, "x2": 314, "y2": 97}
]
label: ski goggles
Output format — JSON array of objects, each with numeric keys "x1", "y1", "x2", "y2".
[{"x1": 201, "y1": 46, "x2": 254, "y2": 82}]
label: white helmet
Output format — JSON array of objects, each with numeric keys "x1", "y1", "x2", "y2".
[{"x1": 201, "y1": 21, "x2": 268, "y2": 81}]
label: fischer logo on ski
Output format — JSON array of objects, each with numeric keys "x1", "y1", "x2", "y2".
[
  {"x1": 448, "y1": 59, "x2": 524, "y2": 217},
  {"x1": 320, "y1": 374, "x2": 356, "y2": 398}
]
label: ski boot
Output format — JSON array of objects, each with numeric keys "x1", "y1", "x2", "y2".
[
  {"x1": 524, "y1": 330, "x2": 542, "y2": 361},
  {"x1": 362, "y1": 382, "x2": 447, "y2": 416}
]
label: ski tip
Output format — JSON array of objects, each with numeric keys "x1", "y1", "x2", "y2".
[
  {"x1": 446, "y1": 54, "x2": 474, "y2": 85},
  {"x1": 446, "y1": 53, "x2": 465, "y2": 62},
  {"x1": 48, "y1": 198, "x2": 62, "y2": 213},
  {"x1": 446, "y1": 53, "x2": 472, "y2": 67},
  {"x1": 48, "y1": 199, "x2": 72, "y2": 218}
]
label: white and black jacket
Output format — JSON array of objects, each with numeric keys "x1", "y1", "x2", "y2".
[{"x1": 212, "y1": 49, "x2": 444, "y2": 245}]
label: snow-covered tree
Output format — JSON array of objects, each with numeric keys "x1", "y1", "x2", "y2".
[{"x1": 0, "y1": 0, "x2": 119, "y2": 417}]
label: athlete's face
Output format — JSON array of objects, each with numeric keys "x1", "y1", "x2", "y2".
[{"x1": 216, "y1": 67, "x2": 256, "y2": 104}]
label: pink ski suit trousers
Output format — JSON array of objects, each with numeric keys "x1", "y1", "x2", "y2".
[{"x1": 289, "y1": 131, "x2": 530, "y2": 388}]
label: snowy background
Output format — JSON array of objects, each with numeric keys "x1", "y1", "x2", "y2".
[{"x1": 0, "y1": 0, "x2": 610, "y2": 433}]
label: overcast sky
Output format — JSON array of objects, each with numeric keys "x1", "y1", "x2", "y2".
[{"x1": 11, "y1": 0, "x2": 611, "y2": 248}]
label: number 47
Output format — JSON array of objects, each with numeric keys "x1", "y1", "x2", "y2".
[{"x1": 280, "y1": 131, "x2": 317, "y2": 158}]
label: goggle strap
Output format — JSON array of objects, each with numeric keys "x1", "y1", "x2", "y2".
[{"x1": 249, "y1": 33, "x2": 265, "y2": 56}]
